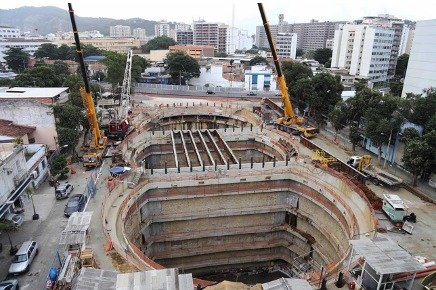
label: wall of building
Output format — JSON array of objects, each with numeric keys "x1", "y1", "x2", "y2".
[
  {"x1": 402, "y1": 20, "x2": 436, "y2": 97},
  {"x1": 0, "y1": 144, "x2": 27, "y2": 205},
  {"x1": 0, "y1": 100, "x2": 57, "y2": 150}
]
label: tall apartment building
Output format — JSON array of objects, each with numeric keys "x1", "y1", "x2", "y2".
[
  {"x1": 0, "y1": 26, "x2": 21, "y2": 38},
  {"x1": 110, "y1": 25, "x2": 131, "y2": 38},
  {"x1": 331, "y1": 24, "x2": 394, "y2": 86},
  {"x1": 132, "y1": 28, "x2": 146, "y2": 40},
  {"x1": 359, "y1": 15, "x2": 408, "y2": 75},
  {"x1": 255, "y1": 16, "x2": 343, "y2": 51},
  {"x1": 0, "y1": 38, "x2": 51, "y2": 62},
  {"x1": 218, "y1": 26, "x2": 228, "y2": 53},
  {"x1": 402, "y1": 20, "x2": 436, "y2": 97},
  {"x1": 276, "y1": 33, "x2": 297, "y2": 59},
  {"x1": 176, "y1": 31, "x2": 193, "y2": 45},
  {"x1": 175, "y1": 23, "x2": 191, "y2": 32},
  {"x1": 225, "y1": 27, "x2": 253, "y2": 54},
  {"x1": 193, "y1": 21, "x2": 219, "y2": 51},
  {"x1": 155, "y1": 21, "x2": 170, "y2": 37}
]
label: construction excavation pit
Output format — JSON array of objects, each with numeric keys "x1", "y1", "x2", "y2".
[{"x1": 112, "y1": 102, "x2": 376, "y2": 285}]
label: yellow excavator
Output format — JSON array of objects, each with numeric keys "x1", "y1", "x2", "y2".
[
  {"x1": 258, "y1": 3, "x2": 318, "y2": 139},
  {"x1": 69, "y1": 3, "x2": 107, "y2": 168}
]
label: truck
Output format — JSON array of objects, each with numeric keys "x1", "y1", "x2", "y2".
[
  {"x1": 257, "y1": 4, "x2": 318, "y2": 138},
  {"x1": 69, "y1": 3, "x2": 107, "y2": 168},
  {"x1": 347, "y1": 155, "x2": 403, "y2": 187}
]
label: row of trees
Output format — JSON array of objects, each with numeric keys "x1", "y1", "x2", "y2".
[{"x1": 34, "y1": 43, "x2": 103, "y2": 60}]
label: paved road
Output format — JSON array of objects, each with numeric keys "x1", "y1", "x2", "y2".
[{"x1": 0, "y1": 167, "x2": 94, "y2": 289}]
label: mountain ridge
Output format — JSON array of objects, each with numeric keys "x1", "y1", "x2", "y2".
[{"x1": 0, "y1": 6, "x2": 159, "y2": 36}]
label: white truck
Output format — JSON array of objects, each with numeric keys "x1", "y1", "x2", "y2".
[{"x1": 347, "y1": 155, "x2": 403, "y2": 187}]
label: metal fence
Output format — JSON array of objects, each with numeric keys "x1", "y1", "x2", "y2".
[{"x1": 135, "y1": 82, "x2": 244, "y2": 93}]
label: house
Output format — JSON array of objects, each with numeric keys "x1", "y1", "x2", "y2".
[
  {"x1": 0, "y1": 87, "x2": 69, "y2": 105},
  {"x1": 0, "y1": 119, "x2": 36, "y2": 144},
  {"x1": 0, "y1": 142, "x2": 48, "y2": 219},
  {"x1": 138, "y1": 67, "x2": 171, "y2": 84}
]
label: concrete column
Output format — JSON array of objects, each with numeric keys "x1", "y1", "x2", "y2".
[
  {"x1": 170, "y1": 131, "x2": 179, "y2": 169},
  {"x1": 189, "y1": 131, "x2": 203, "y2": 168},
  {"x1": 214, "y1": 130, "x2": 238, "y2": 164},
  {"x1": 198, "y1": 130, "x2": 214, "y2": 166},
  {"x1": 179, "y1": 131, "x2": 191, "y2": 168},
  {"x1": 206, "y1": 130, "x2": 226, "y2": 166}
]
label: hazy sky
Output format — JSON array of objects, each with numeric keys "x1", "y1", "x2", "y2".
[{"x1": 2, "y1": 0, "x2": 434, "y2": 34}]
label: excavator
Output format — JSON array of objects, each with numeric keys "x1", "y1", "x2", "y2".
[
  {"x1": 68, "y1": 3, "x2": 107, "y2": 168},
  {"x1": 257, "y1": 3, "x2": 318, "y2": 139}
]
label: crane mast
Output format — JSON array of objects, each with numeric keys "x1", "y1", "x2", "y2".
[
  {"x1": 257, "y1": 3, "x2": 304, "y2": 125},
  {"x1": 120, "y1": 50, "x2": 133, "y2": 121}
]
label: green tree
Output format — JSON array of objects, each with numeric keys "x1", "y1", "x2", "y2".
[
  {"x1": 407, "y1": 89, "x2": 436, "y2": 128},
  {"x1": 401, "y1": 127, "x2": 420, "y2": 145},
  {"x1": 141, "y1": 36, "x2": 176, "y2": 53},
  {"x1": 389, "y1": 80, "x2": 403, "y2": 97},
  {"x1": 249, "y1": 55, "x2": 268, "y2": 66},
  {"x1": 296, "y1": 48, "x2": 304, "y2": 58},
  {"x1": 53, "y1": 104, "x2": 83, "y2": 129},
  {"x1": 289, "y1": 78, "x2": 315, "y2": 114},
  {"x1": 165, "y1": 51, "x2": 200, "y2": 83},
  {"x1": 82, "y1": 44, "x2": 103, "y2": 57},
  {"x1": 215, "y1": 51, "x2": 228, "y2": 57},
  {"x1": 103, "y1": 51, "x2": 126, "y2": 87},
  {"x1": 426, "y1": 113, "x2": 436, "y2": 133},
  {"x1": 132, "y1": 55, "x2": 150, "y2": 82},
  {"x1": 345, "y1": 85, "x2": 382, "y2": 126},
  {"x1": 92, "y1": 71, "x2": 106, "y2": 82},
  {"x1": 34, "y1": 43, "x2": 59, "y2": 59},
  {"x1": 313, "y1": 48, "x2": 332, "y2": 66},
  {"x1": 12, "y1": 65, "x2": 62, "y2": 87},
  {"x1": 4, "y1": 47, "x2": 30, "y2": 73},
  {"x1": 329, "y1": 100, "x2": 348, "y2": 140},
  {"x1": 0, "y1": 78, "x2": 13, "y2": 87},
  {"x1": 395, "y1": 54, "x2": 409, "y2": 78},
  {"x1": 51, "y1": 154, "x2": 68, "y2": 175},
  {"x1": 57, "y1": 44, "x2": 76, "y2": 60},
  {"x1": 402, "y1": 139, "x2": 433, "y2": 186},
  {"x1": 309, "y1": 73, "x2": 343, "y2": 125},
  {"x1": 0, "y1": 219, "x2": 18, "y2": 254},
  {"x1": 282, "y1": 61, "x2": 313, "y2": 87},
  {"x1": 349, "y1": 125, "x2": 362, "y2": 152}
]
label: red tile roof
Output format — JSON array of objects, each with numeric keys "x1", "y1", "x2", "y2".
[{"x1": 0, "y1": 119, "x2": 36, "y2": 137}]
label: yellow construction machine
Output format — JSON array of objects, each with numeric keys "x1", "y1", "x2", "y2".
[
  {"x1": 69, "y1": 3, "x2": 107, "y2": 168},
  {"x1": 258, "y1": 3, "x2": 318, "y2": 138}
]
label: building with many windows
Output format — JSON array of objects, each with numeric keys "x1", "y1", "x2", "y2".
[
  {"x1": 175, "y1": 31, "x2": 193, "y2": 45},
  {"x1": 168, "y1": 45, "x2": 214, "y2": 59},
  {"x1": 0, "y1": 38, "x2": 51, "y2": 62},
  {"x1": 110, "y1": 25, "x2": 131, "y2": 38},
  {"x1": 155, "y1": 21, "x2": 170, "y2": 37},
  {"x1": 132, "y1": 28, "x2": 146, "y2": 40},
  {"x1": 276, "y1": 33, "x2": 297, "y2": 59},
  {"x1": 0, "y1": 26, "x2": 21, "y2": 38},
  {"x1": 55, "y1": 37, "x2": 142, "y2": 53},
  {"x1": 402, "y1": 20, "x2": 436, "y2": 97},
  {"x1": 175, "y1": 23, "x2": 191, "y2": 32},
  {"x1": 331, "y1": 24, "x2": 394, "y2": 87},
  {"x1": 193, "y1": 21, "x2": 219, "y2": 51}
]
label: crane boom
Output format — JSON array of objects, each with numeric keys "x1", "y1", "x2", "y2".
[
  {"x1": 120, "y1": 50, "x2": 133, "y2": 120},
  {"x1": 68, "y1": 3, "x2": 106, "y2": 150},
  {"x1": 257, "y1": 3, "x2": 303, "y2": 125}
]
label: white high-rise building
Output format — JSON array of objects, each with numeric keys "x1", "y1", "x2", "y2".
[
  {"x1": 225, "y1": 28, "x2": 253, "y2": 54},
  {"x1": 110, "y1": 25, "x2": 131, "y2": 38},
  {"x1": 0, "y1": 26, "x2": 21, "y2": 38},
  {"x1": 175, "y1": 23, "x2": 191, "y2": 32},
  {"x1": 133, "y1": 28, "x2": 146, "y2": 40},
  {"x1": 402, "y1": 20, "x2": 436, "y2": 97},
  {"x1": 276, "y1": 33, "x2": 297, "y2": 59},
  {"x1": 331, "y1": 24, "x2": 394, "y2": 86},
  {"x1": 155, "y1": 22, "x2": 170, "y2": 37}
]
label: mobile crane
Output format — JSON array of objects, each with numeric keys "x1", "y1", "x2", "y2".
[
  {"x1": 68, "y1": 3, "x2": 107, "y2": 168},
  {"x1": 106, "y1": 49, "x2": 132, "y2": 140},
  {"x1": 257, "y1": 3, "x2": 318, "y2": 138}
]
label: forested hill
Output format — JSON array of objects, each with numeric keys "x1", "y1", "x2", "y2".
[{"x1": 0, "y1": 6, "x2": 158, "y2": 36}]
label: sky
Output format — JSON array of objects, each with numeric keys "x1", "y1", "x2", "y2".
[{"x1": 1, "y1": 0, "x2": 434, "y2": 34}]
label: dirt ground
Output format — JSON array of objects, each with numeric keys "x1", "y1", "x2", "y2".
[{"x1": 108, "y1": 251, "x2": 138, "y2": 273}]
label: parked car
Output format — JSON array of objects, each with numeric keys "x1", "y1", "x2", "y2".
[
  {"x1": 3, "y1": 213, "x2": 23, "y2": 227},
  {"x1": 8, "y1": 241, "x2": 38, "y2": 275},
  {"x1": 247, "y1": 91, "x2": 257, "y2": 96},
  {"x1": 206, "y1": 90, "x2": 215, "y2": 95},
  {"x1": 64, "y1": 194, "x2": 87, "y2": 217},
  {"x1": 0, "y1": 279, "x2": 18, "y2": 290},
  {"x1": 55, "y1": 183, "x2": 74, "y2": 200}
]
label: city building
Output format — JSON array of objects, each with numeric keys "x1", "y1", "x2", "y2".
[
  {"x1": 0, "y1": 142, "x2": 48, "y2": 219},
  {"x1": 55, "y1": 37, "x2": 142, "y2": 53},
  {"x1": 155, "y1": 21, "x2": 170, "y2": 37},
  {"x1": 175, "y1": 23, "x2": 191, "y2": 32},
  {"x1": 331, "y1": 24, "x2": 394, "y2": 87},
  {"x1": 0, "y1": 119, "x2": 36, "y2": 145},
  {"x1": 255, "y1": 15, "x2": 343, "y2": 51},
  {"x1": 218, "y1": 25, "x2": 228, "y2": 53},
  {"x1": 168, "y1": 45, "x2": 214, "y2": 59},
  {"x1": 132, "y1": 28, "x2": 147, "y2": 40},
  {"x1": 0, "y1": 87, "x2": 69, "y2": 150},
  {"x1": 0, "y1": 38, "x2": 52, "y2": 62},
  {"x1": 176, "y1": 31, "x2": 193, "y2": 45},
  {"x1": 404, "y1": 28, "x2": 415, "y2": 55},
  {"x1": 139, "y1": 67, "x2": 170, "y2": 84},
  {"x1": 225, "y1": 27, "x2": 253, "y2": 54},
  {"x1": 244, "y1": 65, "x2": 277, "y2": 91},
  {"x1": 325, "y1": 38, "x2": 334, "y2": 50},
  {"x1": 109, "y1": 25, "x2": 131, "y2": 38},
  {"x1": 402, "y1": 20, "x2": 436, "y2": 97},
  {"x1": 0, "y1": 26, "x2": 21, "y2": 38},
  {"x1": 359, "y1": 15, "x2": 408, "y2": 75},
  {"x1": 193, "y1": 21, "x2": 219, "y2": 50},
  {"x1": 276, "y1": 33, "x2": 297, "y2": 59}
]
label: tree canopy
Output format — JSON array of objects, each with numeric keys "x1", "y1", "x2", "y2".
[
  {"x1": 141, "y1": 36, "x2": 176, "y2": 53},
  {"x1": 165, "y1": 51, "x2": 200, "y2": 84},
  {"x1": 12, "y1": 65, "x2": 63, "y2": 87},
  {"x1": 249, "y1": 55, "x2": 268, "y2": 66},
  {"x1": 313, "y1": 48, "x2": 332, "y2": 66},
  {"x1": 296, "y1": 48, "x2": 304, "y2": 58},
  {"x1": 4, "y1": 47, "x2": 30, "y2": 73},
  {"x1": 102, "y1": 51, "x2": 127, "y2": 87}
]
